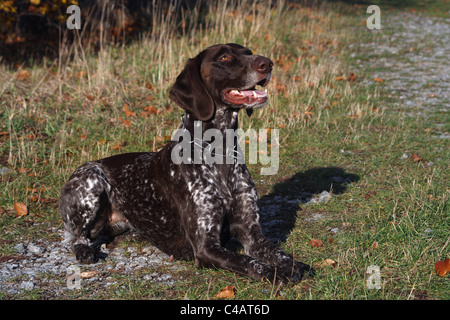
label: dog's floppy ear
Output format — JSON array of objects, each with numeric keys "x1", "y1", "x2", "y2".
[{"x1": 169, "y1": 54, "x2": 215, "y2": 121}]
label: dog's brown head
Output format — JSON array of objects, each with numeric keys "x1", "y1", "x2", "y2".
[{"x1": 169, "y1": 43, "x2": 273, "y2": 121}]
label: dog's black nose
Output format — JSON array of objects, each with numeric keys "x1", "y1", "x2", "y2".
[{"x1": 254, "y1": 56, "x2": 273, "y2": 74}]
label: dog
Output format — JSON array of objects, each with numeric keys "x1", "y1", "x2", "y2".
[{"x1": 59, "y1": 43, "x2": 313, "y2": 283}]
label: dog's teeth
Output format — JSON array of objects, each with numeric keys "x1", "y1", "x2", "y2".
[{"x1": 264, "y1": 89, "x2": 267, "y2": 94}]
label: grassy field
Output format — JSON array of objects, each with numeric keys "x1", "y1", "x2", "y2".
[{"x1": 0, "y1": 1, "x2": 448, "y2": 299}]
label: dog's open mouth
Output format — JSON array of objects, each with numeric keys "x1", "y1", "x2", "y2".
[{"x1": 223, "y1": 77, "x2": 270, "y2": 108}]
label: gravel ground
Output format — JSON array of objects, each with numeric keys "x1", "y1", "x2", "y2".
[
  {"x1": 0, "y1": 189, "x2": 335, "y2": 298},
  {"x1": 351, "y1": 11, "x2": 449, "y2": 133}
]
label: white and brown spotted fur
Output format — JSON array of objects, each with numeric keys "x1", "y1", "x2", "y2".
[{"x1": 59, "y1": 44, "x2": 313, "y2": 284}]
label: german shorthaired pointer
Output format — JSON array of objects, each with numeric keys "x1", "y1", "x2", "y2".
[{"x1": 59, "y1": 43, "x2": 313, "y2": 283}]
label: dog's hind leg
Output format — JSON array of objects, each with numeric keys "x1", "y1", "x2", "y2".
[{"x1": 59, "y1": 162, "x2": 112, "y2": 264}]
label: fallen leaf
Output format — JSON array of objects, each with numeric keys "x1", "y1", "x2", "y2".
[
  {"x1": 18, "y1": 167, "x2": 31, "y2": 173},
  {"x1": 435, "y1": 259, "x2": 450, "y2": 277},
  {"x1": 139, "y1": 111, "x2": 150, "y2": 118},
  {"x1": 309, "y1": 239, "x2": 323, "y2": 248},
  {"x1": 118, "y1": 117, "x2": 132, "y2": 127},
  {"x1": 215, "y1": 286, "x2": 236, "y2": 299},
  {"x1": 371, "y1": 242, "x2": 379, "y2": 250},
  {"x1": 144, "y1": 105, "x2": 158, "y2": 115},
  {"x1": 80, "y1": 134, "x2": 88, "y2": 141},
  {"x1": 335, "y1": 76, "x2": 346, "y2": 81},
  {"x1": 14, "y1": 203, "x2": 28, "y2": 217},
  {"x1": 374, "y1": 77, "x2": 384, "y2": 83},
  {"x1": 364, "y1": 190, "x2": 377, "y2": 199},
  {"x1": 16, "y1": 70, "x2": 30, "y2": 80},
  {"x1": 27, "y1": 172, "x2": 40, "y2": 177},
  {"x1": 411, "y1": 153, "x2": 423, "y2": 162},
  {"x1": 123, "y1": 104, "x2": 136, "y2": 118},
  {"x1": 98, "y1": 138, "x2": 107, "y2": 144},
  {"x1": 314, "y1": 258, "x2": 337, "y2": 269},
  {"x1": 347, "y1": 114, "x2": 359, "y2": 119},
  {"x1": 112, "y1": 144, "x2": 121, "y2": 150},
  {"x1": 76, "y1": 71, "x2": 87, "y2": 79},
  {"x1": 80, "y1": 270, "x2": 99, "y2": 279},
  {"x1": 348, "y1": 73, "x2": 356, "y2": 82}
]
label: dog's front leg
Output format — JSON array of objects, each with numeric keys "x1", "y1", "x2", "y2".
[
  {"x1": 229, "y1": 170, "x2": 314, "y2": 282},
  {"x1": 184, "y1": 202, "x2": 289, "y2": 283}
]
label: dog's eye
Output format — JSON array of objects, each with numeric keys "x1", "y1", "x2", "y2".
[{"x1": 219, "y1": 55, "x2": 230, "y2": 62}]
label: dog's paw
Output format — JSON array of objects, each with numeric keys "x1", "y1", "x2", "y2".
[
  {"x1": 294, "y1": 261, "x2": 315, "y2": 278},
  {"x1": 73, "y1": 244, "x2": 99, "y2": 264},
  {"x1": 272, "y1": 261, "x2": 315, "y2": 285}
]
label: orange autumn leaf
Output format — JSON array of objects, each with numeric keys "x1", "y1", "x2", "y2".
[
  {"x1": 139, "y1": 111, "x2": 150, "y2": 118},
  {"x1": 144, "y1": 105, "x2": 158, "y2": 115},
  {"x1": 314, "y1": 258, "x2": 337, "y2": 269},
  {"x1": 145, "y1": 82, "x2": 154, "y2": 91},
  {"x1": 98, "y1": 138, "x2": 107, "y2": 144},
  {"x1": 80, "y1": 270, "x2": 100, "y2": 279},
  {"x1": 112, "y1": 144, "x2": 121, "y2": 150},
  {"x1": 374, "y1": 77, "x2": 384, "y2": 83},
  {"x1": 80, "y1": 134, "x2": 88, "y2": 141},
  {"x1": 215, "y1": 286, "x2": 236, "y2": 299},
  {"x1": 123, "y1": 104, "x2": 136, "y2": 118},
  {"x1": 335, "y1": 76, "x2": 346, "y2": 81},
  {"x1": 14, "y1": 203, "x2": 28, "y2": 217},
  {"x1": 76, "y1": 71, "x2": 87, "y2": 79},
  {"x1": 347, "y1": 114, "x2": 359, "y2": 119},
  {"x1": 435, "y1": 259, "x2": 450, "y2": 277},
  {"x1": 16, "y1": 70, "x2": 30, "y2": 80},
  {"x1": 309, "y1": 239, "x2": 323, "y2": 248},
  {"x1": 348, "y1": 73, "x2": 356, "y2": 82},
  {"x1": 412, "y1": 153, "x2": 423, "y2": 162},
  {"x1": 118, "y1": 117, "x2": 132, "y2": 127}
]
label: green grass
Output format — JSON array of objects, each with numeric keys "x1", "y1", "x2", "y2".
[{"x1": 0, "y1": 1, "x2": 448, "y2": 299}]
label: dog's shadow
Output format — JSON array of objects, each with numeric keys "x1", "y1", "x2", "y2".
[{"x1": 257, "y1": 167, "x2": 360, "y2": 244}]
